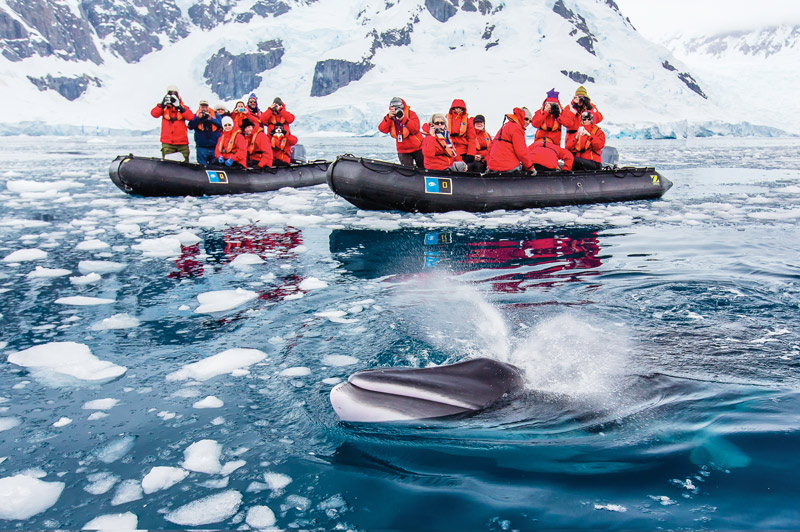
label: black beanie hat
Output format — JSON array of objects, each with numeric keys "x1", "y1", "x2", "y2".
[
  {"x1": 240, "y1": 118, "x2": 254, "y2": 129},
  {"x1": 474, "y1": 114, "x2": 486, "y2": 123}
]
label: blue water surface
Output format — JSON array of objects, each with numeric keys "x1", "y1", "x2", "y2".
[{"x1": 0, "y1": 135, "x2": 799, "y2": 530}]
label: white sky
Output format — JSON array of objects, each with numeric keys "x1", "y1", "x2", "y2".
[{"x1": 614, "y1": 0, "x2": 800, "y2": 40}]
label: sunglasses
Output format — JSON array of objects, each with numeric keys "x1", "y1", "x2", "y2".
[
  {"x1": 582, "y1": 116, "x2": 593, "y2": 121},
  {"x1": 433, "y1": 121, "x2": 446, "y2": 125}
]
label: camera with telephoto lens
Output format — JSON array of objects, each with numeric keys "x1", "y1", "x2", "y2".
[
  {"x1": 392, "y1": 106, "x2": 404, "y2": 120},
  {"x1": 578, "y1": 95, "x2": 590, "y2": 108}
]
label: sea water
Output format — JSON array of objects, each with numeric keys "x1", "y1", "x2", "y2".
[{"x1": 0, "y1": 135, "x2": 798, "y2": 530}]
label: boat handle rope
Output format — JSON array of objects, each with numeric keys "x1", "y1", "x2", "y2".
[{"x1": 357, "y1": 156, "x2": 418, "y2": 177}]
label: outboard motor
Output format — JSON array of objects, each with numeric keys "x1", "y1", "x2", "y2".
[
  {"x1": 290, "y1": 144, "x2": 307, "y2": 164},
  {"x1": 601, "y1": 146, "x2": 619, "y2": 168}
]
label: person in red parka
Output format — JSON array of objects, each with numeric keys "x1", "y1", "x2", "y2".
[
  {"x1": 230, "y1": 100, "x2": 254, "y2": 131},
  {"x1": 260, "y1": 97, "x2": 295, "y2": 135},
  {"x1": 528, "y1": 137, "x2": 574, "y2": 171},
  {"x1": 472, "y1": 114, "x2": 492, "y2": 172},
  {"x1": 378, "y1": 97, "x2": 424, "y2": 168},
  {"x1": 242, "y1": 118, "x2": 273, "y2": 169},
  {"x1": 215, "y1": 116, "x2": 247, "y2": 167},
  {"x1": 531, "y1": 88, "x2": 572, "y2": 146},
  {"x1": 487, "y1": 107, "x2": 536, "y2": 173},
  {"x1": 422, "y1": 113, "x2": 467, "y2": 171},
  {"x1": 151, "y1": 85, "x2": 194, "y2": 162},
  {"x1": 270, "y1": 124, "x2": 298, "y2": 167},
  {"x1": 563, "y1": 85, "x2": 604, "y2": 149},
  {"x1": 566, "y1": 111, "x2": 606, "y2": 171},
  {"x1": 446, "y1": 99, "x2": 477, "y2": 165}
]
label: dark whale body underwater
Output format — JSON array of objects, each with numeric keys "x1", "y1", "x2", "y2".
[{"x1": 330, "y1": 358, "x2": 525, "y2": 422}]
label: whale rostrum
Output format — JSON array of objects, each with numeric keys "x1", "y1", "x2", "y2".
[{"x1": 330, "y1": 357, "x2": 525, "y2": 422}]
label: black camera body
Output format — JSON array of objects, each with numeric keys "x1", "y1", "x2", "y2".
[
  {"x1": 393, "y1": 107, "x2": 404, "y2": 120},
  {"x1": 578, "y1": 95, "x2": 591, "y2": 109},
  {"x1": 549, "y1": 105, "x2": 560, "y2": 118}
]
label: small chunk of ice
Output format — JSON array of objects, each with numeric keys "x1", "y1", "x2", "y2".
[
  {"x1": 90, "y1": 314, "x2": 140, "y2": 331},
  {"x1": 55, "y1": 296, "x2": 115, "y2": 306},
  {"x1": 182, "y1": 439, "x2": 222, "y2": 474},
  {"x1": 0, "y1": 475, "x2": 65, "y2": 520},
  {"x1": 3, "y1": 248, "x2": 47, "y2": 262},
  {"x1": 82, "y1": 511, "x2": 138, "y2": 530},
  {"x1": 246, "y1": 505, "x2": 276, "y2": 528},
  {"x1": 7, "y1": 342, "x2": 126, "y2": 383},
  {"x1": 194, "y1": 288, "x2": 258, "y2": 314},
  {"x1": 193, "y1": 396, "x2": 224, "y2": 409},
  {"x1": 164, "y1": 490, "x2": 242, "y2": 526},
  {"x1": 166, "y1": 348, "x2": 267, "y2": 382},
  {"x1": 141, "y1": 466, "x2": 189, "y2": 494}
]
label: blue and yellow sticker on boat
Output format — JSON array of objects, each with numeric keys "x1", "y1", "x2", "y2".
[
  {"x1": 425, "y1": 177, "x2": 452, "y2": 195},
  {"x1": 207, "y1": 170, "x2": 229, "y2": 184},
  {"x1": 651, "y1": 174, "x2": 660, "y2": 185}
]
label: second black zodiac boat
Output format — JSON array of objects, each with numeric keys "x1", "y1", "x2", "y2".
[
  {"x1": 109, "y1": 154, "x2": 330, "y2": 197},
  {"x1": 326, "y1": 154, "x2": 673, "y2": 213}
]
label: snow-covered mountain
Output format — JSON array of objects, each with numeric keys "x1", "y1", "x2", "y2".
[{"x1": 0, "y1": 0, "x2": 787, "y2": 136}]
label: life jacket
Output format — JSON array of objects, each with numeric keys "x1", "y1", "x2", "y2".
[
  {"x1": 162, "y1": 102, "x2": 187, "y2": 121},
  {"x1": 271, "y1": 135, "x2": 288, "y2": 153},
  {"x1": 448, "y1": 112, "x2": 469, "y2": 137},
  {"x1": 219, "y1": 130, "x2": 241, "y2": 154},
  {"x1": 574, "y1": 125, "x2": 602, "y2": 161},
  {"x1": 247, "y1": 127, "x2": 266, "y2": 156},
  {"x1": 196, "y1": 110, "x2": 220, "y2": 132},
  {"x1": 389, "y1": 118, "x2": 421, "y2": 147},
  {"x1": 474, "y1": 129, "x2": 491, "y2": 155},
  {"x1": 538, "y1": 115, "x2": 561, "y2": 132}
]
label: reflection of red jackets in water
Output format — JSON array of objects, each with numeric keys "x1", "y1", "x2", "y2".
[
  {"x1": 528, "y1": 137, "x2": 574, "y2": 171},
  {"x1": 224, "y1": 226, "x2": 303, "y2": 260}
]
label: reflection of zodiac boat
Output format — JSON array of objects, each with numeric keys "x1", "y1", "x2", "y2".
[
  {"x1": 329, "y1": 228, "x2": 603, "y2": 290},
  {"x1": 169, "y1": 226, "x2": 303, "y2": 279}
]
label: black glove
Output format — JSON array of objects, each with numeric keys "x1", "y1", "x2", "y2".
[
  {"x1": 161, "y1": 95, "x2": 171, "y2": 106},
  {"x1": 462, "y1": 154, "x2": 475, "y2": 164},
  {"x1": 178, "y1": 105, "x2": 185, "y2": 113}
]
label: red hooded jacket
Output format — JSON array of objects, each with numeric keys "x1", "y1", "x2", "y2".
[
  {"x1": 246, "y1": 127, "x2": 273, "y2": 168},
  {"x1": 422, "y1": 130, "x2": 457, "y2": 170},
  {"x1": 528, "y1": 137, "x2": 574, "y2": 171},
  {"x1": 214, "y1": 129, "x2": 247, "y2": 167},
  {"x1": 446, "y1": 99, "x2": 477, "y2": 159},
  {"x1": 563, "y1": 102, "x2": 603, "y2": 147},
  {"x1": 530, "y1": 100, "x2": 573, "y2": 146},
  {"x1": 566, "y1": 124, "x2": 606, "y2": 162},
  {"x1": 487, "y1": 108, "x2": 535, "y2": 172},
  {"x1": 260, "y1": 105, "x2": 295, "y2": 133},
  {"x1": 473, "y1": 120, "x2": 492, "y2": 160},
  {"x1": 378, "y1": 98, "x2": 424, "y2": 154},
  {"x1": 151, "y1": 102, "x2": 194, "y2": 145}
]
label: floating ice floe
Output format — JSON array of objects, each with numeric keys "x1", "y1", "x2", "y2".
[
  {"x1": 263, "y1": 472, "x2": 292, "y2": 490},
  {"x1": 84, "y1": 472, "x2": 120, "y2": 495},
  {"x1": 55, "y1": 296, "x2": 115, "y2": 306},
  {"x1": 3, "y1": 248, "x2": 47, "y2": 262},
  {"x1": 70, "y1": 273, "x2": 102, "y2": 285},
  {"x1": 166, "y1": 348, "x2": 267, "y2": 381},
  {"x1": 90, "y1": 313, "x2": 140, "y2": 331},
  {"x1": 131, "y1": 236, "x2": 182, "y2": 257},
  {"x1": 230, "y1": 254, "x2": 264, "y2": 268},
  {"x1": 280, "y1": 366, "x2": 311, "y2": 377},
  {"x1": 82, "y1": 511, "x2": 138, "y2": 530},
  {"x1": 27, "y1": 266, "x2": 71, "y2": 278},
  {"x1": 96, "y1": 435, "x2": 136, "y2": 464},
  {"x1": 6, "y1": 342, "x2": 127, "y2": 384},
  {"x1": 53, "y1": 417, "x2": 72, "y2": 427},
  {"x1": 182, "y1": 439, "x2": 223, "y2": 474},
  {"x1": 246, "y1": 505, "x2": 276, "y2": 528},
  {"x1": 193, "y1": 396, "x2": 224, "y2": 409},
  {"x1": 78, "y1": 260, "x2": 126, "y2": 274},
  {"x1": 115, "y1": 223, "x2": 142, "y2": 238},
  {"x1": 322, "y1": 354, "x2": 358, "y2": 367},
  {"x1": 194, "y1": 288, "x2": 258, "y2": 313},
  {"x1": 141, "y1": 466, "x2": 189, "y2": 494},
  {"x1": 0, "y1": 475, "x2": 65, "y2": 520},
  {"x1": 83, "y1": 398, "x2": 119, "y2": 410},
  {"x1": 6, "y1": 179, "x2": 82, "y2": 194},
  {"x1": 110, "y1": 479, "x2": 142, "y2": 506},
  {"x1": 164, "y1": 489, "x2": 242, "y2": 526},
  {"x1": 0, "y1": 417, "x2": 21, "y2": 432},
  {"x1": 594, "y1": 503, "x2": 627, "y2": 512},
  {"x1": 76, "y1": 239, "x2": 110, "y2": 251},
  {"x1": 299, "y1": 277, "x2": 328, "y2": 290}
]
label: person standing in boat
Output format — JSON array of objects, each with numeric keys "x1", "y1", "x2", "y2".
[
  {"x1": 528, "y1": 136, "x2": 574, "y2": 172},
  {"x1": 260, "y1": 97, "x2": 295, "y2": 134},
  {"x1": 151, "y1": 85, "x2": 194, "y2": 162},
  {"x1": 531, "y1": 88, "x2": 571, "y2": 146},
  {"x1": 566, "y1": 111, "x2": 605, "y2": 171},
  {"x1": 378, "y1": 97, "x2": 424, "y2": 168},
  {"x1": 270, "y1": 124, "x2": 297, "y2": 167},
  {"x1": 187, "y1": 99, "x2": 222, "y2": 166},
  {"x1": 563, "y1": 86, "x2": 603, "y2": 149},
  {"x1": 446, "y1": 99, "x2": 477, "y2": 166},
  {"x1": 241, "y1": 118, "x2": 273, "y2": 169},
  {"x1": 487, "y1": 107, "x2": 536, "y2": 173},
  {"x1": 422, "y1": 114, "x2": 467, "y2": 172},
  {"x1": 472, "y1": 114, "x2": 492, "y2": 172},
  {"x1": 215, "y1": 116, "x2": 247, "y2": 168}
]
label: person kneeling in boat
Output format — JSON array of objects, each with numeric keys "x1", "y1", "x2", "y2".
[
  {"x1": 378, "y1": 97, "x2": 424, "y2": 168},
  {"x1": 151, "y1": 85, "x2": 194, "y2": 162},
  {"x1": 215, "y1": 116, "x2": 247, "y2": 168},
  {"x1": 270, "y1": 124, "x2": 298, "y2": 167},
  {"x1": 187, "y1": 99, "x2": 222, "y2": 166},
  {"x1": 528, "y1": 137, "x2": 574, "y2": 172},
  {"x1": 242, "y1": 118, "x2": 273, "y2": 169},
  {"x1": 487, "y1": 107, "x2": 536, "y2": 173},
  {"x1": 422, "y1": 114, "x2": 467, "y2": 172},
  {"x1": 566, "y1": 111, "x2": 605, "y2": 171}
]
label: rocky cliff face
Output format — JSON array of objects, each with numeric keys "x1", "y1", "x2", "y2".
[{"x1": 204, "y1": 41, "x2": 285, "y2": 100}]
